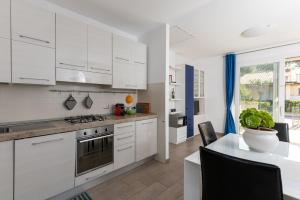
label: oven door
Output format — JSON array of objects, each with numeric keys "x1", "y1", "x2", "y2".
[{"x1": 76, "y1": 134, "x2": 114, "y2": 176}]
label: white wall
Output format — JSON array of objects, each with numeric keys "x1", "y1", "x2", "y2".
[
  {"x1": 194, "y1": 56, "x2": 226, "y2": 133},
  {"x1": 139, "y1": 24, "x2": 170, "y2": 162},
  {"x1": 0, "y1": 84, "x2": 137, "y2": 123}
]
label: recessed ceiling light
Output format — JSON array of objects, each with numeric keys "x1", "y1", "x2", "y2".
[{"x1": 241, "y1": 25, "x2": 274, "y2": 38}]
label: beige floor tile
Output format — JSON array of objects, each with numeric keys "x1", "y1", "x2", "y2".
[
  {"x1": 157, "y1": 183, "x2": 183, "y2": 200},
  {"x1": 88, "y1": 135, "x2": 202, "y2": 200},
  {"x1": 127, "y1": 182, "x2": 167, "y2": 200}
]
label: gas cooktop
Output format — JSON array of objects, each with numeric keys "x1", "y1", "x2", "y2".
[{"x1": 64, "y1": 115, "x2": 106, "y2": 124}]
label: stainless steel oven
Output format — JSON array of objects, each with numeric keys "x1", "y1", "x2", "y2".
[{"x1": 76, "y1": 125, "x2": 114, "y2": 176}]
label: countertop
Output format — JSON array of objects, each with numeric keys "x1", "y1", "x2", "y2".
[{"x1": 0, "y1": 113, "x2": 157, "y2": 142}]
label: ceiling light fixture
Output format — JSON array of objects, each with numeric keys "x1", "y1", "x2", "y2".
[{"x1": 241, "y1": 25, "x2": 274, "y2": 38}]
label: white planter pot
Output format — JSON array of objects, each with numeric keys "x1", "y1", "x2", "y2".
[{"x1": 242, "y1": 128, "x2": 279, "y2": 152}]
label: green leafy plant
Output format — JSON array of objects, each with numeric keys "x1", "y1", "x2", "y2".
[{"x1": 239, "y1": 108, "x2": 275, "y2": 129}]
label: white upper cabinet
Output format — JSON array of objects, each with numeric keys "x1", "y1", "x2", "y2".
[
  {"x1": 12, "y1": 41, "x2": 55, "y2": 85},
  {"x1": 88, "y1": 26, "x2": 112, "y2": 74},
  {"x1": 0, "y1": 38, "x2": 11, "y2": 83},
  {"x1": 10, "y1": 0, "x2": 55, "y2": 85},
  {"x1": 0, "y1": 0, "x2": 12, "y2": 83},
  {"x1": 135, "y1": 63, "x2": 147, "y2": 90},
  {"x1": 113, "y1": 35, "x2": 147, "y2": 90},
  {"x1": 56, "y1": 14, "x2": 87, "y2": 71},
  {"x1": 11, "y1": 0, "x2": 55, "y2": 48},
  {"x1": 0, "y1": 141, "x2": 14, "y2": 200},
  {"x1": 113, "y1": 61, "x2": 137, "y2": 89},
  {"x1": 0, "y1": 0, "x2": 10, "y2": 39},
  {"x1": 113, "y1": 35, "x2": 132, "y2": 62},
  {"x1": 132, "y1": 42, "x2": 147, "y2": 64}
]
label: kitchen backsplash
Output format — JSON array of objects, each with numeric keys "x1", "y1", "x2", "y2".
[{"x1": 0, "y1": 83, "x2": 137, "y2": 123}]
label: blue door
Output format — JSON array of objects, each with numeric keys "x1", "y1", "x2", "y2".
[{"x1": 185, "y1": 65, "x2": 194, "y2": 138}]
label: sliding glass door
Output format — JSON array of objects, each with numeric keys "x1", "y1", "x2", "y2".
[
  {"x1": 283, "y1": 57, "x2": 300, "y2": 144},
  {"x1": 238, "y1": 62, "x2": 279, "y2": 132},
  {"x1": 237, "y1": 56, "x2": 300, "y2": 144}
]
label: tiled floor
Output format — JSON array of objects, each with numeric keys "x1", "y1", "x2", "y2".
[{"x1": 87, "y1": 135, "x2": 202, "y2": 200}]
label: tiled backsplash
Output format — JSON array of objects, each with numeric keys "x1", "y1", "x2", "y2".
[{"x1": 0, "y1": 83, "x2": 137, "y2": 123}]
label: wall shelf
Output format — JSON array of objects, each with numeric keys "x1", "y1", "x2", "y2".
[
  {"x1": 169, "y1": 82, "x2": 182, "y2": 86},
  {"x1": 170, "y1": 111, "x2": 183, "y2": 115},
  {"x1": 169, "y1": 98, "x2": 184, "y2": 101}
]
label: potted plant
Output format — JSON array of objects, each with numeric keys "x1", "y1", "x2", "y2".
[{"x1": 239, "y1": 108, "x2": 279, "y2": 152}]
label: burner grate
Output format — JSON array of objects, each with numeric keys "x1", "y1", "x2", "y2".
[{"x1": 64, "y1": 115, "x2": 106, "y2": 124}]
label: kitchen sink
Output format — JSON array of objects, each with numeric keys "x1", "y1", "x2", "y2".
[{"x1": 0, "y1": 122, "x2": 55, "y2": 134}]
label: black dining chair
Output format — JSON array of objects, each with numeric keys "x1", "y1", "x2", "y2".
[
  {"x1": 199, "y1": 146, "x2": 284, "y2": 200},
  {"x1": 274, "y1": 122, "x2": 290, "y2": 142},
  {"x1": 198, "y1": 121, "x2": 217, "y2": 146}
]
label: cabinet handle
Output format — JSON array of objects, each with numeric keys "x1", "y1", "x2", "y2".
[
  {"x1": 19, "y1": 77, "x2": 50, "y2": 82},
  {"x1": 117, "y1": 125, "x2": 133, "y2": 129},
  {"x1": 59, "y1": 62, "x2": 86, "y2": 68},
  {"x1": 134, "y1": 61, "x2": 146, "y2": 65},
  {"x1": 125, "y1": 84, "x2": 137, "y2": 88},
  {"x1": 142, "y1": 122, "x2": 153, "y2": 125},
  {"x1": 85, "y1": 170, "x2": 107, "y2": 181},
  {"x1": 79, "y1": 134, "x2": 114, "y2": 143},
  {"x1": 32, "y1": 138, "x2": 64, "y2": 146},
  {"x1": 115, "y1": 57, "x2": 129, "y2": 62},
  {"x1": 90, "y1": 67, "x2": 111, "y2": 72},
  {"x1": 117, "y1": 145, "x2": 133, "y2": 152},
  {"x1": 19, "y1": 35, "x2": 50, "y2": 44},
  {"x1": 117, "y1": 135, "x2": 133, "y2": 140}
]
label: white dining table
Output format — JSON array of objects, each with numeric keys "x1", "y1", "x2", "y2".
[{"x1": 184, "y1": 134, "x2": 300, "y2": 200}]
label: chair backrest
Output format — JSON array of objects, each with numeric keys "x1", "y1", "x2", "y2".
[
  {"x1": 198, "y1": 121, "x2": 217, "y2": 146},
  {"x1": 274, "y1": 123, "x2": 289, "y2": 142},
  {"x1": 199, "y1": 146, "x2": 284, "y2": 200}
]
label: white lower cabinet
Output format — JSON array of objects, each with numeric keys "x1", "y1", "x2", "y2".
[
  {"x1": 114, "y1": 122, "x2": 136, "y2": 170},
  {"x1": 114, "y1": 143, "x2": 135, "y2": 169},
  {"x1": 0, "y1": 141, "x2": 13, "y2": 200},
  {"x1": 136, "y1": 118, "x2": 158, "y2": 162},
  {"x1": 14, "y1": 132, "x2": 76, "y2": 200}
]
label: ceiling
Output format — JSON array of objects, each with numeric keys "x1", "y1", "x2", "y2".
[{"x1": 46, "y1": 0, "x2": 300, "y2": 59}]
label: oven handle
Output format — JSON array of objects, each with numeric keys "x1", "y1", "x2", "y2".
[{"x1": 78, "y1": 134, "x2": 114, "y2": 143}]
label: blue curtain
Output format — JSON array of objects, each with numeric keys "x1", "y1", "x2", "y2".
[{"x1": 225, "y1": 54, "x2": 236, "y2": 135}]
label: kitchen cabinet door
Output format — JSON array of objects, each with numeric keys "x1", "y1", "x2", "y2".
[
  {"x1": 132, "y1": 42, "x2": 147, "y2": 64},
  {"x1": 88, "y1": 26, "x2": 112, "y2": 74},
  {"x1": 0, "y1": 141, "x2": 13, "y2": 200},
  {"x1": 113, "y1": 35, "x2": 132, "y2": 62},
  {"x1": 0, "y1": 0, "x2": 10, "y2": 39},
  {"x1": 113, "y1": 60, "x2": 137, "y2": 89},
  {"x1": 114, "y1": 143, "x2": 135, "y2": 170},
  {"x1": 12, "y1": 0, "x2": 55, "y2": 48},
  {"x1": 12, "y1": 41, "x2": 55, "y2": 85},
  {"x1": 15, "y1": 132, "x2": 76, "y2": 200},
  {"x1": 56, "y1": 15, "x2": 87, "y2": 71},
  {"x1": 0, "y1": 38, "x2": 11, "y2": 83},
  {"x1": 135, "y1": 62, "x2": 147, "y2": 90},
  {"x1": 136, "y1": 118, "x2": 157, "y2": 161}
]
